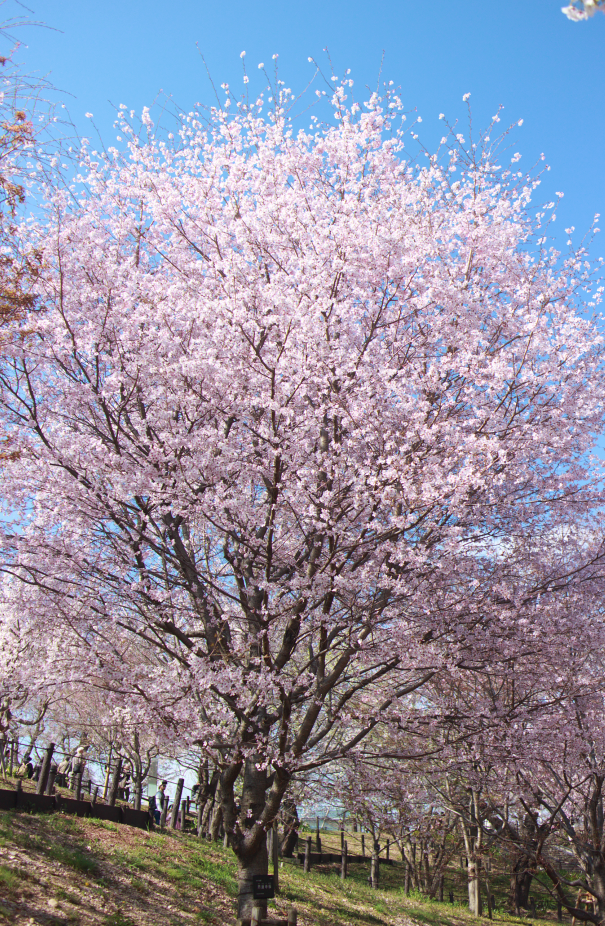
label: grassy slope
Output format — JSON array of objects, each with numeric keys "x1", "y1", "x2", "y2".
[{"x1": 0, "y1": 809, "x2": 569, "y2": 926}]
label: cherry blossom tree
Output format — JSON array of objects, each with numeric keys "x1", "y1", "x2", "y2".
[
  {"x1": 431, "y1": 613, "x2": 605, "y2": 917},
  {"x1": 484, "y1": 680, "x2": 605, "y2": 924},
  {"x1": 0, "y1": 76, "x2": 604, "y2": 921},
  {"x1": 341, "y1": 563, "x2": 605, "y2": 916},
  {"x1": 336, "y1": 752, "x2": 461, "y2": 897}
]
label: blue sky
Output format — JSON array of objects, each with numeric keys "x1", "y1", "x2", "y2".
[{"x1": 7, "y1": 0, "x2": 605, "y2": 253}]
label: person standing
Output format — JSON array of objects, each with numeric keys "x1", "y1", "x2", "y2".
[{"x1": 157, "y1": 780, "x2": 168, "y2": 811}]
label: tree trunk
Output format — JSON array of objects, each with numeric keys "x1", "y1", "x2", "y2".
[
  {"x1": 371, "y1": 847, "x2": 380, "y2": 889},
  {"x1": 201, "y1": 795, "x2": 214, "y2": 836},
  {"x1": 589, "y1": 865, "x2": 605, "y2": 922},
  {"x1": 232, "y1": 758, "x2": 271, "y2": 922},
  {"x1": 108, "y1": 757, "x2": 122, "y2": 807},
  {"x1": 210, "y1": 803, "x2": 223, "y2": 842},
  {"x1": 510, "y1": 858, "x2": 534, "y2": 914},
  {"x1": 170, "y1": 777, "x2": 184, "y2": 829},
  {"x1": 280, "y1": 798, "x2": 299, "y2": 858},
  {"x1": 458, "y1": 790, "x2": 484, "y2": 917},
  {"x1": 132, "y1": 768, "x2": 143, "y2": 811},
  {"x1": 272, "y1": 820, "x2": 280, "y2": 893},
  {"x1": 423, "y1": 847, "x2": 430, "y2": 893},
  {"x1": 200, "y1": 770, "x2": 219, "y2": 837},
  {"x1": 468, "y1": 856, "x2": 482, "y2": 917}
]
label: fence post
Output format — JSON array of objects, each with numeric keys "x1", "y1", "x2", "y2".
[
  {"x1": 386, "y1": 839, "x2": 390, "y2": 861},
  {"x1": 46, "y1": 764, "x2": 57, "y2": 796},
  {"x1": 361, "y1": 833, "x2": 365, "y2": 857},
  {"x1": 92, "y1": 785, "x2": 99, "y2": 807},
  {"x1": 316, "y1": 816, "x2": 320, "y2": 852},
  {"x1": 179, "y1": 798, "x2": 187, "y2": 832},
  {"x1": 36, "y1": 743, "x2": 54, "y2": 796},
  {"x1": 304, "y1": 836, "x2": 312, "y2": 873},
  {"x1": 108, "y1": 757, "x2": 122, "y2": 807},
  {"x1": 170, "y1": 778, "x2": 184, "y2": 829},
  {"x1": 287, "y1": 908, "x2": 297, "y2": 925},
  {"x1": 341, "y1": 839, "x2": 348, "y2": 880}
]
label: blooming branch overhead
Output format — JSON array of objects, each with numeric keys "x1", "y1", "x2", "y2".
[{"x1": 562, "y1": 0, "x2": 605, "y2": 20}]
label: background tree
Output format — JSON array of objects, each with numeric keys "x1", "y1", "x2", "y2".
[{"x1": 0, "y1": 3, "x2": 62, "y2": 462}]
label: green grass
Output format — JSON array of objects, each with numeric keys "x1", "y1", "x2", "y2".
[
  {"x1": 55, "y1": 885, "x2": 82, "y2": 905},
  {"x1": 0, "y1": 863, "x2": 20, "y2": 893},
  {"x1": 49, "y1": 843, "x2": 99, "y2": 874},
  {"x1": 0, "y1": 805, "x2": 579, "y2": 926},
  {"x1": 102, "y1": 913, "x2": 135, "y2": 926}
]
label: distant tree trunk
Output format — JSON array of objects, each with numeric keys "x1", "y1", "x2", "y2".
[
  {"x1": 468, "y1": 855, "x2": 483, "y2": 917},
  {"x1": 210, "y1": 803, "x2": 223, "y2": 842},
  {"x1": 280, "y1": 798, "x2": 300, "y2": 858},
  {"x1": 371, "y1": 845, "x2": 380, "y2": 889},
  {"x1": 197, "y1": 763, "x2": 219, "y2": 837},
  {"x1": 102, "y1": 743, "x2": 113, "y2": 801},
  {"x1": 201, "y1": 793, "x2": 215, "y2": 837},
  {"x1": 131, "y1": 752, "x2": 143, "y2": 810},
  {"x1": 510, "y1": 856, "x2": 534, "y2": 914},
  {"x1": 589, "y1": 864, "x2": 605, "y2": 921},
  {"x1": 460, "y1": 791, "x2": 483, "y2": 917},
  {"x1": 423, "y1": 845, "x2": 431, "y2": 893},
  {"x1": 507, "y1": 812, "x2": 541, "y2": 914}
]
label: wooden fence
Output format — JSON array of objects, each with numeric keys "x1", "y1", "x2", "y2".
[{"x1": 0, "y1": 783, "x2": 151, "y2": 830}]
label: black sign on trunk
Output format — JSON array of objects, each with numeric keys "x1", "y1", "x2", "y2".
[{"x1": 253, "y1": 875, "x2": 275, "y2": 899}]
